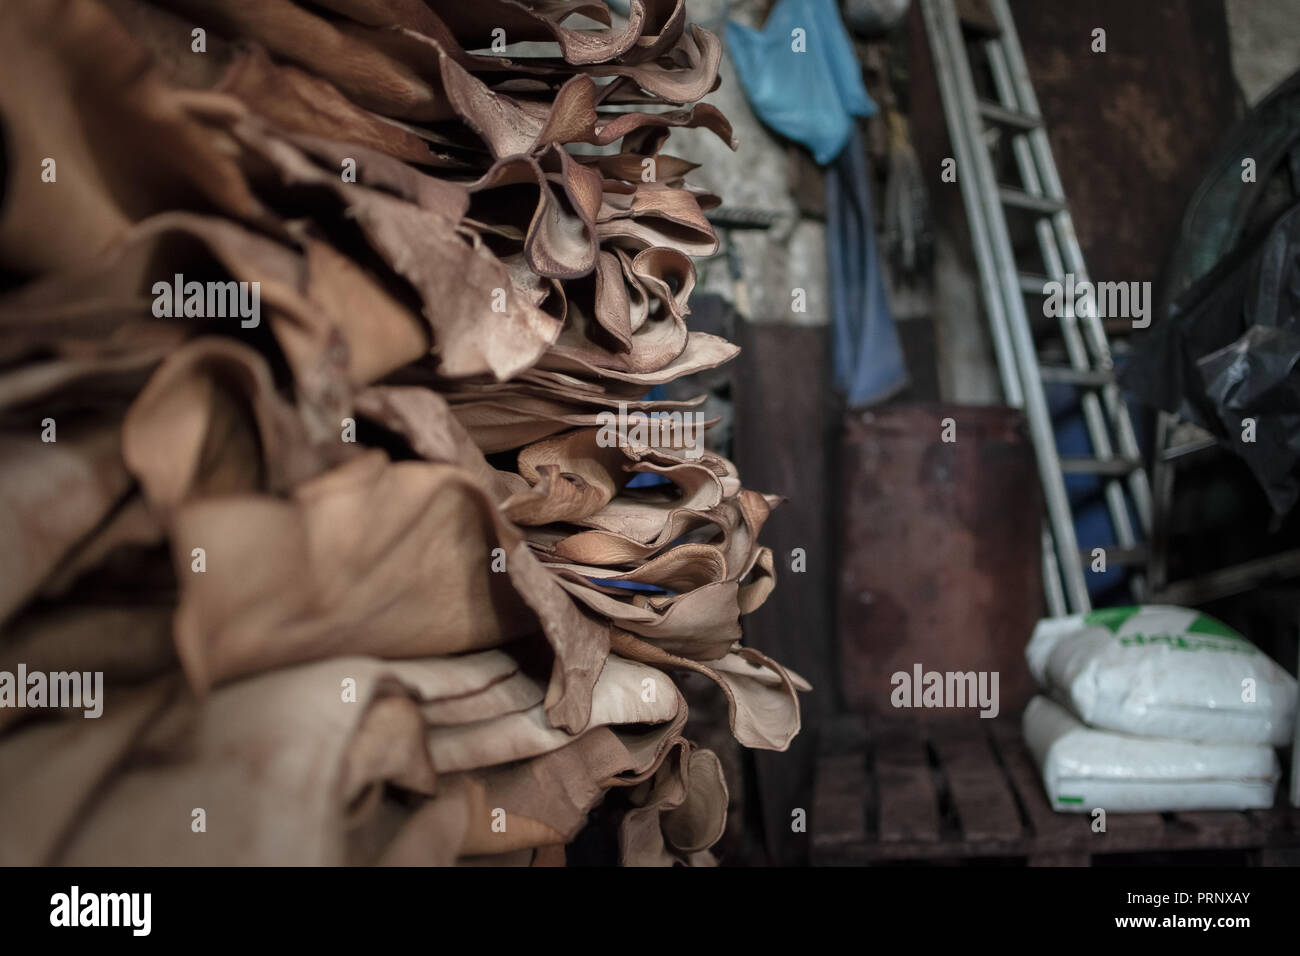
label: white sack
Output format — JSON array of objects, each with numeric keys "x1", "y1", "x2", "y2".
[
  {"x1": 1023, "y1": 696, "x2": 1279, "y2": 813},
  {"x1": 1026, "y1": 605, "x2": 1296, "y2": 745}
]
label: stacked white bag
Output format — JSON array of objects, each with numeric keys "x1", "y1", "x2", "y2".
[{"x1": 1023, "y1": 605, "x2": 1296, "y2": 812}]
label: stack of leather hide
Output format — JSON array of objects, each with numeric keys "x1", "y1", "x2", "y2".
[{"x1": 0, "y1": 0, "x2": 806, "y2": 866}]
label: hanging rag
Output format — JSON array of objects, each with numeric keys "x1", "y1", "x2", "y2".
[
  {"x1": 726, "y1": 0, "x2": 878, "y2": 165},
  {"x1": 727, "y1": 0, "x2": 905, "y2": 405},
  {"x1": 827, "y1": 123, "x2": 909, "y2": 405}
]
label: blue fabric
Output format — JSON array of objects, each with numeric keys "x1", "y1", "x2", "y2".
[
  {"x1": 826, "y1": 124, "x2": 908, "y2": 405},
  {"x1": 725, "y1": 0, "x2": 877, "y2": 165},
  {"x1": 727, "y1": 0, "x2": 902, "y2": 404}
]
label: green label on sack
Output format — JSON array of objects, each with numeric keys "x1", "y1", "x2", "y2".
[
  {"x1": 1085, "y1": 607, "x2": 1254, "y2": 653},
  {"x1": 1115, "y1": 633, "x2": 1258, "y2": 655},
  {"x1": 1186, "y1": 613, "x2": 1245, "y2": 640},
  {"x1": 1083, "y1": 606, "x2": 1140, "y2": 633}
]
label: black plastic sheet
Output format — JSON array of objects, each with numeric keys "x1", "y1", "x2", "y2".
[{"x1": 1125, "y1": 200, "x2": 1300, "y2": 515}]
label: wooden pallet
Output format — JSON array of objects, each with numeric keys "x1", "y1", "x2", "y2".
[{"x1": 812, "y1": 715, "x2": 1300, "y2": 866}]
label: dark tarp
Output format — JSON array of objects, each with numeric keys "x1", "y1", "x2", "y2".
[{"x1": 1124, "y1": 201, "x2": 1300, "y2": 515}]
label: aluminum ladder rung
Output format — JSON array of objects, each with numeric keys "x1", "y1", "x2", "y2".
[
  {"x1": 1017, "y1": 272, "x2": 1049, "y2": 294},
  {"x1": 1039, "y1": 366, "x2": 1115, "y2": 387},
  {"x1": 998, "y1": 186, "x2": 1067, "y2": 215},
  {"x1": 955, "y1": 0, "x2": 1001, "y2": 35},
  {"x1": 1059, "y1": 457, "x2": 1142, "y2": 477},
  {"x1": 977, "y1": 100, "x2": 1040, "y2": 130}
]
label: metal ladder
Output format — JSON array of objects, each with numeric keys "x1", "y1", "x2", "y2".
[{"x1": 920, "y1": 0, "x2": 1153, "y2": 615}]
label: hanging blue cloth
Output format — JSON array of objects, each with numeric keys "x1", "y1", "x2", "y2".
[
  {"x1": 728, "y1": 0, "x2": 905, "y2": 405},
  {"x1": 826, "y1": 123, "x2": 908, "y2": 405},
  {"x1": 725, "y1": 0, "x2": 877, "y2": 165}
]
